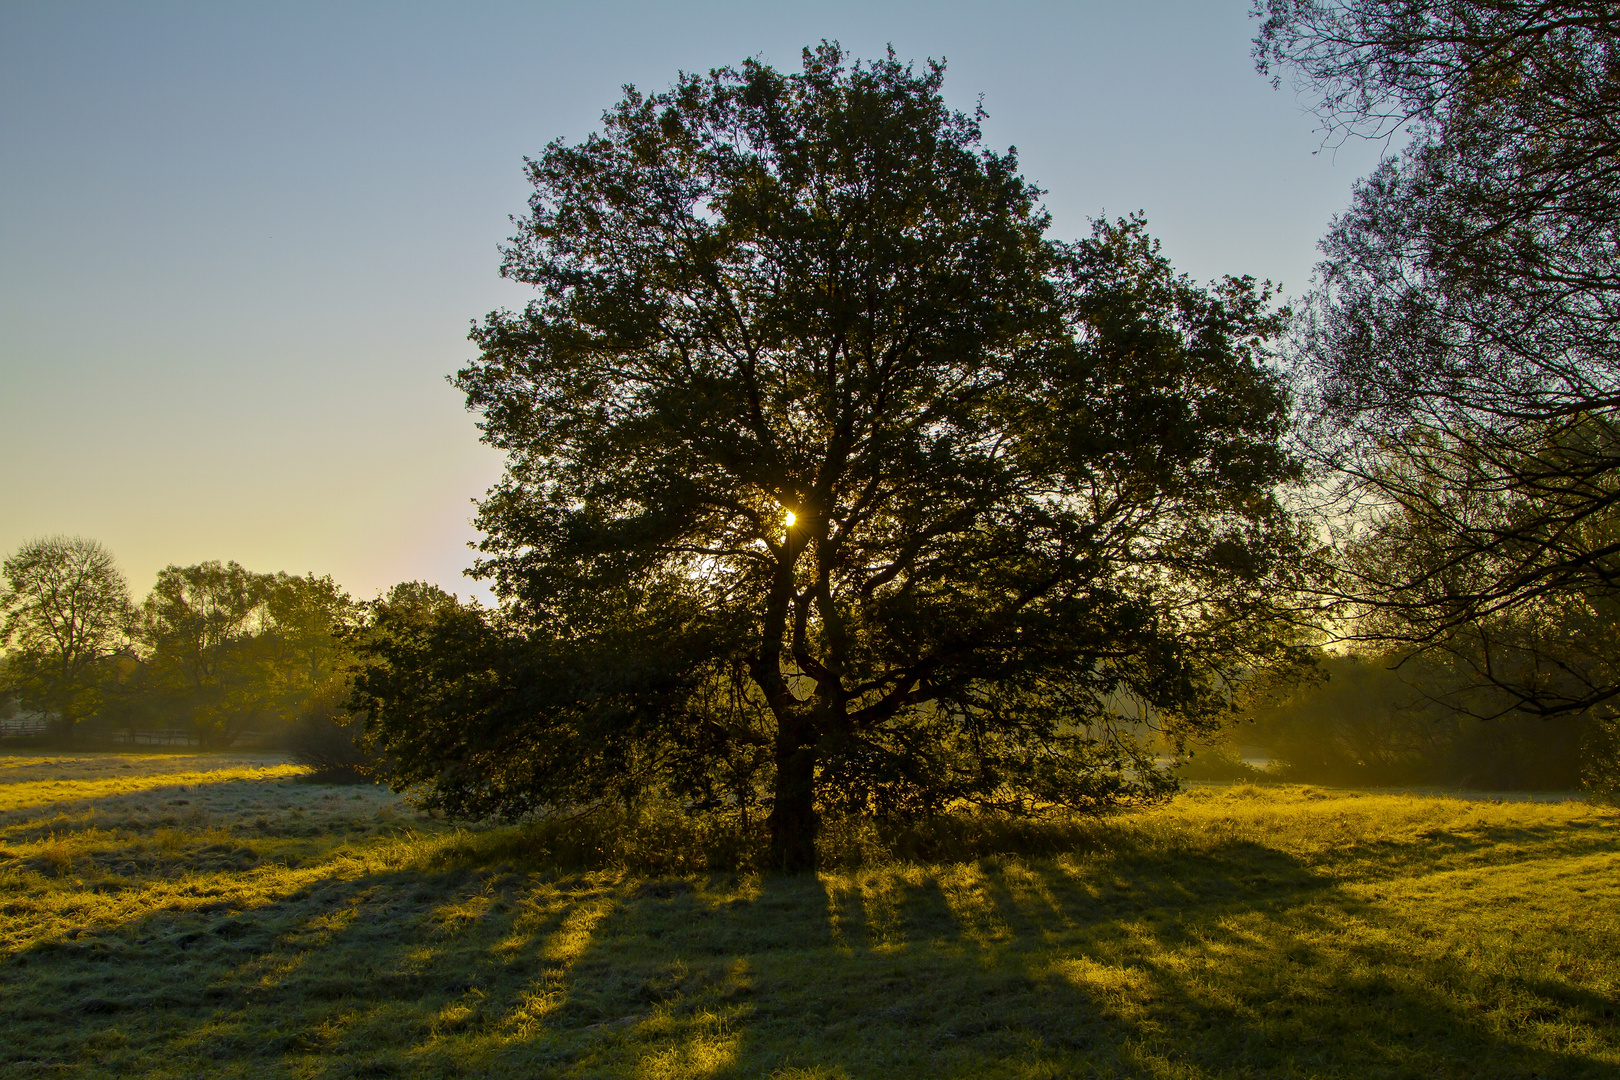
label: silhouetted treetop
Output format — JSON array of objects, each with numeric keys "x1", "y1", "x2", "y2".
[{"x1": 417, "y1": 45, "x2": 1314, "y2": 870}]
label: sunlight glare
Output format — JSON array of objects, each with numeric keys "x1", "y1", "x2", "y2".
[{"x1": 784, "y1": 510, "x2": 796, "y2": 527}]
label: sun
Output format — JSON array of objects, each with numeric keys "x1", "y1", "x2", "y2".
[{"x1": 784, "y1": 510, "x2": 797, "y2": 527}]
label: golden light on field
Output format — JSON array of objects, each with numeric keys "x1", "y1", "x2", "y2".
[{"x1": 1, "y1": 754, "x2": 1616, "y2": 1074}]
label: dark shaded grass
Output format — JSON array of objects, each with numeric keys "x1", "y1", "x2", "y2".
[
  {"x1": 1, "y1": 763, "x2": 1617, "y2": 1079},
  {"x1": 4, "y1": 821, "x2": 1617, "y2": 1078}
]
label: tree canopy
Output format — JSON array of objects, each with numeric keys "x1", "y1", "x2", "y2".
[
  {"x1": 1256, "y1": 1, "x2": 1620, "y2": 719},
  {"x1": 140, "y1": 562, "x2": 360, "y2": 747},
  {"x1": 356, "y1": 45, "x2": 1314, "y2": 870},
  {"x1": 0, "y1": 536, "x2": 133, "y2": 739}
]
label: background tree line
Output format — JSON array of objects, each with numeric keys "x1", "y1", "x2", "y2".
[
  {"x1": 0, "y1": 536, "x2": 381, "y2": 761},
  {"x1": 1204, "y1": 652, "x2": 1615, "y2": 798}
]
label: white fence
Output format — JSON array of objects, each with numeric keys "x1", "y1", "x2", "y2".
[
  {"x1": 0, "y1": 717, "x2": 49, "y2": 737},
  {"x1": 0, "y1": 717, "x2": 272, "y2": 747},
  {"x1": 112, "y1": 729, "x2": 200, "y2": 747}
]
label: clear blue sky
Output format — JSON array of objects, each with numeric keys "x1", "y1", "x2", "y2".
[{"x1": 0, "y1": 1, "x2": 1385, "y2": 604}]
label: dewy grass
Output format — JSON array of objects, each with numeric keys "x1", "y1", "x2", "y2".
[{"x1": 0, "y1": 756, "x2": 1617, "y2": 1078}]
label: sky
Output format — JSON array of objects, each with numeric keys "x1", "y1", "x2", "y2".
[{"x1": 0, "y1": 1, "x2": 1388, "y2": 606}]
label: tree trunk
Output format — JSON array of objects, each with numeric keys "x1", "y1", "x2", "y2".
[
  {"x1": 46, "y1": 715, "x2": 75, "y2": 747},
  {"x1": 768, "y1": 719, "x2": 817, "y2": 873},
  {"x1": 48, "y1": 681, "x2": 75, "y2": 747}
]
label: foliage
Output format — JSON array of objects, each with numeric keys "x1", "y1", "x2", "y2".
[
  {"x1": 2, "y1": 752, "x2": 1618, "y2": 1078},
  {"x1": 1173, "y1": 740, "x2": 1265, "y2": 783},
  {"x1": 0, "y1": 536, "x2": 134, "y2": 741},
  {"x1": 286, "y1": 684, "x2": 377, "y2": 784},
  {"x1": 1581, "y1": 714, "x2": 1620, "y2": 806},
  {"x1": 417, "y1": 44, "x2": 1315, "y2": 869},
  {"x1": 348, "y1": 582, "x2": 562, "y2": 815},
  {"x1": 1336, "y1": 426, "x2": 1620, "y2": 723},
  {"x1": 137, "y1": 562, "x2": 359, "y2": 747},
  {"x1": 1254, "y1": 2, "x2": 1620, "y2": 719}
]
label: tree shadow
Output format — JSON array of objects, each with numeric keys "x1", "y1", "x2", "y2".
[
  {"x1": 1, "y1": 832, "x2": 1616, "y2": 1078},
  {"x1": 689, "y1": 840, "x2": 1618, "y2": 1079}
]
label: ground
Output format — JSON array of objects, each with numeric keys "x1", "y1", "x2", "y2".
[{"x1": 0, "y1": 751, "x2": 1616, "y2": 1079}]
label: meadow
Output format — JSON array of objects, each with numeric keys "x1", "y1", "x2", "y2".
[{"x1": 0, "y1": 752, "x2": 1616, "y2": 1079}]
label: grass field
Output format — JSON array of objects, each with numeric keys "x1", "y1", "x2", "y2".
[{"x1": 0, "y1": 752, "x2": 1616, "y2": 1079}]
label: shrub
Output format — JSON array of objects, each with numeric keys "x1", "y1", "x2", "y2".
[
  {"x1": 432, "y1": 802, "x2": 1122, "y2": 875},
  {"x1": 288, "y1": 692, "x2": 379, "y2": 784},
  {"x1": 1174, "y1": 743, "x2": 1264, "y2": 783},
  {"x1": 1585, "y1": 717, "x2": 1620, "y2": 806}
]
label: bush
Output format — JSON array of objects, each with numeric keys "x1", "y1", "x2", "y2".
[
  {"x1": 515, "y1": 806, "x2": 765, "y2": 874},
  {"x1": 442, "y1": 802, "x2": 1124, "y2": 875},
  {"x1": 288, "y1": 693, "x2": 379, "y2": 784},
  {"x1": 816, "y1": 811, "x2": 1115, "y2": 869},
  {"x1": 1585, "y1": 717, "x2": 1620, "y2": 806},
  {"x1": 1174, "y1": 743, "x2": 1264, "y2": 783}
]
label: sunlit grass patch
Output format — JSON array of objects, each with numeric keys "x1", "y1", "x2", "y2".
[{"x1": 0, "y1": 754, "x2": 1616, "y2": 1078}]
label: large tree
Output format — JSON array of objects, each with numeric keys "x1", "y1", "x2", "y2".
[
  {"x1": 0, "y1": 536, "x2": 133, "y2": 741},
  {"x1": 1255, "y1": 2, "x2": 1620, "y2": 718},
  {"x1": 368, "y1": 46, "x2": 1312, "y2": 870}
]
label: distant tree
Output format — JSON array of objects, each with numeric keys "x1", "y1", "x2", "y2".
[
  {"x1": 0, "y1": 536, "x2": 133, "y2": 741},
  {"x1": 139, "y1": 561, "x2": 271, "y2": 746},
  {"x1": 1255, "y1": 2, "x2": 1620, "y2": 719},
  {"x1": 259, "y1": 571, "x2": 363, "y2": 717},
  {"x1": 139, "y1": 562, "x2": 357, "y2": 747},
  {"x1": 367, "y1": 46, "x2": 1314, "y2": 871}
]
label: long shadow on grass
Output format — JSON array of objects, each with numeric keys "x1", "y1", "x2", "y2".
[
  {"x1": 696, "y1": 842, "x2": 1614, "y2": 1079},
  {"x1": 2, "y1": 835, "x2": 1616, "y2": 1079},
  {"x1": 0, "y1": 856, "x2": 614, "y2": 1076}
]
